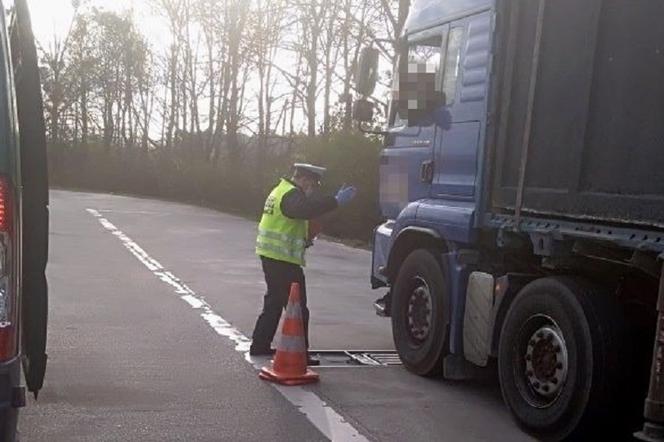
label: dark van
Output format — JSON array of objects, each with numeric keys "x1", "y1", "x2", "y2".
[{"x1": 0, "y1": 0, "x2": 48, "y2": 440}]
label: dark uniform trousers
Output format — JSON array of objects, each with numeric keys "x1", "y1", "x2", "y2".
[{"x1": 251, "y1": 256, "x2": 310, "y2": 351}]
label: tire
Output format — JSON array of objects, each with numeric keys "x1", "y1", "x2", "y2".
[
  {"x1": 391, "y1": 249, "x2": 449, "y2": 376},
  {"x1": 497, "y1": 277, "x2": 626, "y2": 441}
]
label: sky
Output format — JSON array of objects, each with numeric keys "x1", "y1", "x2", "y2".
[
  {"x1": 29, "y1": 0, "x2": 116, "y2": 43},
  {"x1": 22, "y1": 0, "x2": 341, "y2": 135},
  {"x1": 26, "y1": 0, "x2": 166, "y2": 47},
  {"x1": 25, "y1": 0, "x2": 204, "y2": 137},
  {"x1": 22, "y1": 0, "x2": 391, "y2": 135}
]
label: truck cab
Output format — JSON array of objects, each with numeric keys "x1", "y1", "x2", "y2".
[{"x1": 371, "y1": 0, "x2": 493, "y2": 291}]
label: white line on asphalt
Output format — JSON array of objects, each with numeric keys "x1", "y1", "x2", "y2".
[
  {"x1": 86, "y1": 208, "x2": 368, "y2": 442},
  {"x1": 97, "y1": 209, "x2": 163, "y2": 215}
]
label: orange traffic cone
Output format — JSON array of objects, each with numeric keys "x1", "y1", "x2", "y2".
[{"x1": 259, "y1": 283, "x2": 319, "y2": 386}]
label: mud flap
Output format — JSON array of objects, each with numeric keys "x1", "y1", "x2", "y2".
[{"x1": 10, "y1": 0, "x2": 49, "y2": 396}]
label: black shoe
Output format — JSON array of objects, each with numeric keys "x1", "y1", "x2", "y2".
[
  {"x1": 249, "y1": 347, "x2": 275, "y2": 356},
  {"x1": 307, "y1": 355, "x2": 320, "y2": 366}
]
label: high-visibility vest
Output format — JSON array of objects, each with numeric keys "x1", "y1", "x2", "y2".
[{"x1": 256, "y1": 179, "x2": 309, "y2": 266}]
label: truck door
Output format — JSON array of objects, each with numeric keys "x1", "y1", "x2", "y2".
[
  {"x1": 431, "y1": 12, "x2": 492, "y2": 198},
  {"x1": 380, "y1": 26, "x2": 446, "y2": 219}
]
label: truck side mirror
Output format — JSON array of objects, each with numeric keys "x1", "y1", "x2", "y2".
[{"x1": 356, "y1": 47, "x2": 379, "y2": 97}]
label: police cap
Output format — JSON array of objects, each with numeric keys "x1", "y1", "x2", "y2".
[{"x1": 293, "y1": 163, "x2": 327, "y2": 180}]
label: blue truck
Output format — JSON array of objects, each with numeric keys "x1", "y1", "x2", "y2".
[{"x1": 354, "y1": 0, "x2": 664, "y2": 440}]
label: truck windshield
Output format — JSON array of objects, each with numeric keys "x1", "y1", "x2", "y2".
[{"x1": 390, "y1": 36, "x2": 442, "y2": 128}]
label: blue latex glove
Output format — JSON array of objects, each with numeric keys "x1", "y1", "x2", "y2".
[{"x1": 335, "y1": 184, "x2": 357, "y2": 206}]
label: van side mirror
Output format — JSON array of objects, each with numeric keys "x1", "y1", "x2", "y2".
[{"x1": 356, "y1": 47, "x2": 379, "y2": 97}]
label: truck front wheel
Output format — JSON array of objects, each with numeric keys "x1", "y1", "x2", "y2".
[
  {"x1": 498, "y1": 277, "x2": 625, "y2": 440},
  {"x1": 391, "y1": 249, "x2": 448, "y2": 376}
]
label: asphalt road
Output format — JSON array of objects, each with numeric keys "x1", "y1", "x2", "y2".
[{"x1": 19, "y1": 190, "x2": 533, "y2": 441}]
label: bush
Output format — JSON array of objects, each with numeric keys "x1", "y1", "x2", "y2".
[
  {"x1": 293, "y1": 133, "x2": 383, "y2": 241},
  {"x1": 49, "y1": 133, "x2": 383, "y2": 243}
]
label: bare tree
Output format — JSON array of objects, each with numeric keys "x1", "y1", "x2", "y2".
[
  {"x1": 40, "y1": 0, "x2": 406, "y2": 150},
  {"x1": 251, "y1": 0, "x2": 287, "y2": 139},
  {"x1": 320, "y1": 2, "x2": 341, "y2": 135},
  {"x1": 67, "y1": 12, "x2": 96, "y2": 146},
  {"x1": 153, "y1": 0, "x2": 186, "y2": 148},
  {"x1": 39, "y1": 28, "x2": 75, "y2": 143},
  {"x1": 223, "y1": 0, "x2": 250, "y2": 156},
  {"x1": 287, "y1": 0, "x2": 328, "y2": 137}
]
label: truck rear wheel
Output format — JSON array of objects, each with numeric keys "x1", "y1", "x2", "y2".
[
  {"x1": 498, "y1": 277, "x2": 625, "y2": 440},
  {"x1": 391, "y1": 249, "x2": 448, "y2": 376}
]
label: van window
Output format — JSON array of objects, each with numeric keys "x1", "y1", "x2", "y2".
[
  {"x1": 442, "y1": 27, "x2": 464, "y2": 105},
  {"x1": 391, "y1": 35, "x2": 443, "y2": 127}
]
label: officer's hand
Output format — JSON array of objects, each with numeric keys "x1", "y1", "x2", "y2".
[{"x1": 335, "y1": 184, "x2": 357, "y2": 206}]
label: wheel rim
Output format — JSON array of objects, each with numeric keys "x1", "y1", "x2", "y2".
[
  {"x1": 514, "y1": 314, "x2": 569, "y2": 408},
  {"x1": 406, "y1": 276, "x2": 433, "y2": 345}
]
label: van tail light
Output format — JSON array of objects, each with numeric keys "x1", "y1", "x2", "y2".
[{"x1": 0, "y1": 176, "x2": 17, "y2": 361}]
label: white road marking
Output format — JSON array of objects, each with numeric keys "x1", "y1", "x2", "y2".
[
  {"x1": 86, "y1": 208, "x2": 368, "y2": 442},
  {"x1": 97, "y1": 209, "x2": 163, "y2": 215}
]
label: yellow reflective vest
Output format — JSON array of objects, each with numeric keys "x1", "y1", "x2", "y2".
[{"x1": 256, "y1": 179, "x2": 309, "y2": 266}]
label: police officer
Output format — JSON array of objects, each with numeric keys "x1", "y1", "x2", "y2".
[{"x1": 250, "y1": 163, "x2": 357, "y2": 364}]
